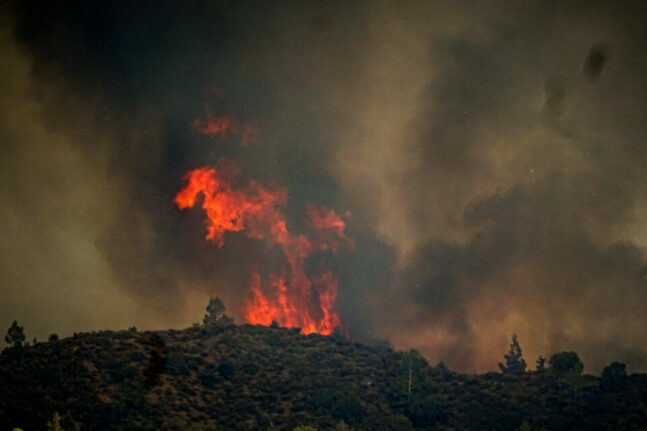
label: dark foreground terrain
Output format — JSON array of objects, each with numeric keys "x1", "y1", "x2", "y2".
[{"x1": 1, "y1": 322, "x2": 646, "y2": 431}]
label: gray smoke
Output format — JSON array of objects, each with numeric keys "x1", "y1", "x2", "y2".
[{"x1": 2, "y1": 0, "x2": 647, "y2": 373}]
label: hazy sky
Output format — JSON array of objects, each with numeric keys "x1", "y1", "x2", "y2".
[{"x1": 1, "y1": 0, "x2": 647, "y2": 373}]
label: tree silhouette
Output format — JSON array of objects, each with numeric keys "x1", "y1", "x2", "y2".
[
  {"x1": 4, "y1": 320, "x2": 26, "y2": 348},
  {"x1": 203, "y1": 297, "x2": 233, "y2": 326},
  {"x1": 536, "y1": 356, "x2": 546, "y2": 371},
  {"x1": 498, "y1": 334, "x2": 526, "y2": 373},
  {"x1": 600, "y1": 361, "x2": 627, "y2": 392},
  {"x1": 549, "y1": 351, "x2": 583, "y2": 374}
]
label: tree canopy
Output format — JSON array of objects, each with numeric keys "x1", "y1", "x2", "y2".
[{"x1": 549, "y1": 351, "x2": 583, "y2": 374}]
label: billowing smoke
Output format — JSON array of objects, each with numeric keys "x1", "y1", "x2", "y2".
[{"x1": 2, "y1": 0, "x2": 647, "y2": 373}]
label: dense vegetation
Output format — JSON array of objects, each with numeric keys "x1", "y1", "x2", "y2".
[{"x1": 1, "y1": 318, "x2": 647, "y2": 430}]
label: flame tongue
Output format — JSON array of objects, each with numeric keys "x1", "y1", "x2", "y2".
[
  {"x1": 174, "y1": 164, "x2": 287, "y2": 247},
  {"x1": 176, "y1": 128, "x2": 350, "y2": 334}
]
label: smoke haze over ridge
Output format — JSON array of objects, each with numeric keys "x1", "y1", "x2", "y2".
[{"x1": 1, "y1": 0, "x2": 647, "y2": 373}]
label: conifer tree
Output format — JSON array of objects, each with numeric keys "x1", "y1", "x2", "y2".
[
  {"x1": 498, "y1": 334, "x2": 527, "y2": 373},
  {"x1": 4, "y1": 320, "x2": 25, "y2": 348}
]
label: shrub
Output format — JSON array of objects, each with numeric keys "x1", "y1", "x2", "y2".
[
  {"x1": 217, "y1": 362, "x2": 235, "y2": 380},
  {"x1": 165, "y1": 351, "x2": 189, "y2": 375}
]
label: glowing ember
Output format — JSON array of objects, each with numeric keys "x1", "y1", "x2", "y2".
[{"x1": 176, "y1": 96, "x2": 350, "y2": 334}]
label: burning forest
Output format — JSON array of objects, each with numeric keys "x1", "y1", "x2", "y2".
[
  {"x1": 4, "y1": 0, "x2": 647, "y2": 429},
  {"x1": 4, "y1": 0, "x2": 647, "y2": 379},
  {"x1": 175, "y1": 95, "x2": 352, "y2": 335}
]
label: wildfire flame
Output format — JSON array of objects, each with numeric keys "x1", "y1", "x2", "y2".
[
  {"x1": 176, "y1": 94, "x2": 351, "y2": 335},
  {"x1": 191, "y1": 92, "x2": 260, "y2": 145}
]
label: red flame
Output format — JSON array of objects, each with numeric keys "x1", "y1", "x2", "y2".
[
  {"x1": 176, "y1": 102, "x2": 350, "y2": 334},
  {"x1": 191, "y1": 91, "x2": 260, "y2": 145},
  {"x1": 305, "y1": 205, "x2": 354, "y2": 252},
  {"x1": 191, "y1": 106, "x2": 238, "y2": 139},
  {"x1": 175, "y1": 163, "x2": 286, "y2": 247}
]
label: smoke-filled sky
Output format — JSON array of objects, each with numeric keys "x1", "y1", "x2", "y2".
[{"x1": 2, "y1": 0, "x2": 647, "y2": 373}]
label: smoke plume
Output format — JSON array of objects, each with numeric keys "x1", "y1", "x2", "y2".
[{"x1": 2, "y1": 0, "x2": 647, "y2": 373}]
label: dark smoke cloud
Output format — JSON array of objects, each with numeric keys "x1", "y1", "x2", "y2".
[
  {"x1": 584, "y1": 43, "x2": 609, "y2": 82},
  {"x1": 2, "y1": 0, "x2": 647, "y2": 373},
  {"x1": 384, "y1": 174, "x2": 647, "y2": 371},
  {"x1": 355, "y1": 2, "x2": 647, "y2": 372}
]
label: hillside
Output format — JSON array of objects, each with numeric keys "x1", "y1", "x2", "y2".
[{"x1": 1, "y1": 322, "x2": 647, "y2": 431}]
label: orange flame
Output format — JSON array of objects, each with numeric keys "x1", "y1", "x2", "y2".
[
  {"x1": 176, "y1": 158, "x2": 350, "y2": 335},
  {"x1": 174, "y1": 163, "x2": 286, "y2": 247},
  {"x1": 191, "y1": 107, "x2": 237, "y2": 139},
  {"x1": 305, "y1": 205, "x2": 355, "y2": 252},
  {"x1": 191, "y1": 95, "x2": 260, "y2": 145}
]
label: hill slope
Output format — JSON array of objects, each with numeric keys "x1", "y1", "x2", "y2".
[{"x1": 1, "y1": 323, "x2": 646, "y2": 430}]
